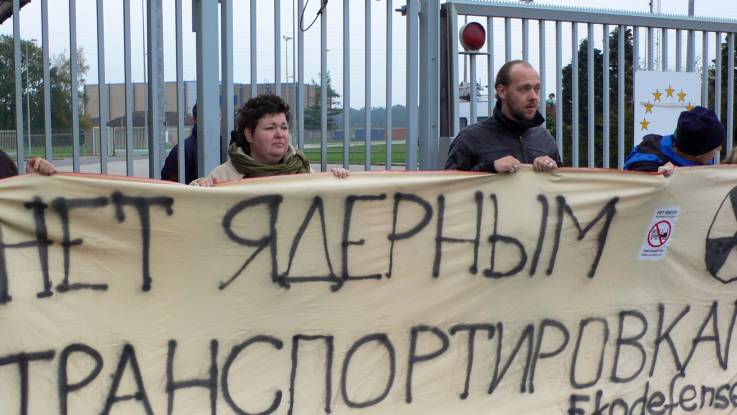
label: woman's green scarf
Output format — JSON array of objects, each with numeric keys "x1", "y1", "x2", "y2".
[{"x1": 227, "y1": 142, "x2": 310, "y2": 178}]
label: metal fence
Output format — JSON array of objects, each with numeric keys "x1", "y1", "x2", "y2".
[
  {"x1": 439, "y1": 1, "x2": 737, "y2": 168},
  {"x1": 0, "y1": 127, "x2": 185, "y2": 158},
  {"x1": 4, "y1": 1, "x2": 737, "y2": 176},
  {"x1": 5, "y1": 0, "x2": 425, "y2": 179}
]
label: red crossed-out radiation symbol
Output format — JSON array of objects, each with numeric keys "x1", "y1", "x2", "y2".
[{"x1": 647, "y1": 220, "x2": 671, "y2": 248}]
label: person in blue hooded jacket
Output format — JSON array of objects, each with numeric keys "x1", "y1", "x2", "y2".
[{"x1": 624, "y1": 106, "x2": 724, "y2": 176}]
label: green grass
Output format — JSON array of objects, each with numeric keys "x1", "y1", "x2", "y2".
[
  {"x1": 302, "y1": 142, "x2": 407, "y2": 165},
  {"x1": 11, "y1": 146, "x2": 81, "y2": 159}
]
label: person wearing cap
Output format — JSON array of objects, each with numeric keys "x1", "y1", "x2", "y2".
[
  {"x1": 445, "y1": 60, "x2": 561, "y2": 174},
  {"x1": 624, "y1": 106, "x2": 725, "y2": 176}
]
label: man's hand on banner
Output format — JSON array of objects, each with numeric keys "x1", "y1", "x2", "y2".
[
  {"x1": 533, "y1": 156, "x2": 558, "y2": 172},
  {"x1": 494, "y1": 155, "x2": 522, "y2": 174}
]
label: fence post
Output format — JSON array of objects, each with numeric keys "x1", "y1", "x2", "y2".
[
  {"x1": 406, "y1": 0, "x2": 420, "y2": 170},
  {"x1": 147, "y1": 0, "x2": 166, "y2": 178},
  {"x1": 193, "y1": 0, "x2": 221, "y2": 178},
  {"x1": 419, "y1": 0, "x2": 440, "y2": 170}
]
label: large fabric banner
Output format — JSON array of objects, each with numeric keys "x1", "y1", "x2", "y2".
[{"x1": 1, "y1": 168, "x2": 737, "y2": 414}]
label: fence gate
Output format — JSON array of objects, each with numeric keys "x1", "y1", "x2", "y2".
[{"x1": 438, "y1": 1, "x2": 737, "y2": 169}]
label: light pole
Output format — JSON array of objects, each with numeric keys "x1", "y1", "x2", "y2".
[{"x1": 25, "y1": 38, "x2": 37, "y2": 153}]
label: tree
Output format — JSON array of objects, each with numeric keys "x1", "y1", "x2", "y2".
[
  {"x1": 552, "y1": 27, "x2": 634, "y2": 167},
  {"x1": 304, "y1": 71, "x2": 341, "y2": 130},
  {"x1": 0, "y1": 35, "x2": 89, "y2": 134}
]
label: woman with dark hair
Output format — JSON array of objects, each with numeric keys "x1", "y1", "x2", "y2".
[{"x1": 190, "y1": 94, "x2": 347, "y2": 186}]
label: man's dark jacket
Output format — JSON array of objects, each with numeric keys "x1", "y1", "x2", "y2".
[
  {"x1": 445, "y1": 101, "x2": 561, "y2": 172},
  {"x1": 161, "y1": 127, "x2": 198, "y2": 183}
]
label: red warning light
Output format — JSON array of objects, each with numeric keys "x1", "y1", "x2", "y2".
[{"x1": 459, "y1": 22, "x2": 486, "y2": 51}]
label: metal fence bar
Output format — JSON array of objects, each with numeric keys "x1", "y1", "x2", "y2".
[
  {"x1": 572, "y1": 22, "x2": 579, "y2": 167},
  {"x1": 41, "y1": 0, "x2": 51, "y2": 160},
  {"x1": 702, "y1": 31, "x2": 709, "y2": 107},
  {"x1": 488, "y1": 16, "x2": 494, "y2": 118},
  {"x1": 505, "y1": 17, "x2": 511, "y2": 62},
  {"x1": 175, "y1": 0, "x2": 184, "y2": 183},
  {"x1": 419, "y1": 0, "x2": 439, "y2": 170},
  {"x1": 463, "y1": 16, "x2": 467, "y2": 83},
  {"x1": 194, "y1": 0, "x2": 220, "y2": 177},
  {"x1": 69, "y1": 0, "x2": 80, "y2": 172},
  {"x1": 449, "y1": 4, "x2": 459, "y2": 137},
  {"x1": 297, "y1": 0, "x2": 305, "y2": 149},
  {"x1": 687, "y1": 30, "x2": 695, "y2": 71},
  {"x1": 634, "y1": 26, "x2": 641, "y2": 69},
  {"x1": 123, "y1": 0, "x2": 134, "y2": 175},
  {"x1": 96, "y1": 0, "x2": 109, "y2": 174},
  {"x1": 274, "y1": 0, "x2": 281, "y2": 96},
  {"x1": 386, "y1": 0, "x2": 393, "y2": 170},
  {"x1": 603, "y1": 24, "x2": 610, "y2": 168},
  {"x1": 147, "y1": 0, "x2": 164, "y2": 179},
  {"x1": 221, "y1": 0, "x2": 234, "y2": 163},
  {"x1": 662, "y1": 28, "x2": 669, "y2": 71},
  {"x1": 321, "y1": 3, "x2": 328, "y2": 171},
  {"x1": 647, "y1": 27, "x2": 654, "y2": 70},
  {"x1": 12, "y1": 0, "x2": 23, "y2": 170},
  {"x1": 406, "y1": 0, "x2": 419, "y2": 170},
  {"x1": 633, "y1": 26, "x2": 639, "y2": 148},
  {"x1": 522, "y1": 18, "x2": 529, "y2": 61},
  {"x1": 539, "y1": 20, "x2": 546, "y2": 125},
  {"x1": 715, "y1": 32, "x2": 722, "y2": 121},
  {"x1": 364, "y1": 0, "x2": 371, "y2": 171},
  {"x1": 728, "y1": 33, "x2": 735, "y2": 154},
  {"x1": 555, "y1": 20, "x2": 563, "y2": 160},
  {"x1": 469, "y1": 54, "x2": 477, "y2": 125},
  {"x1": 631, "y1": 27, "x2": 639, "y2": 75},
  {"x1": 618, "y1": 25, "x2": 625, "y2": 169},
  {"x1": 715, "y1": 32, "x2": 722, "y2": 164},
  {"x1": 343, "y1": 0, "x2": 350, "y2": 168},
  {"x1": 587, "y1": 23, "x2": 594, "y2": 167},
  {"x1": 676, "y1": 29, "x2": 682, "y2": 71},
  {"x1": 250, "y1": 0, "x2": 257, "y2": 98}
]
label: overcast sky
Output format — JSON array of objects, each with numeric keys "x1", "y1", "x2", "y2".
[{"x1": 1, "y1": 0, "x2": 736, "y2": 108}]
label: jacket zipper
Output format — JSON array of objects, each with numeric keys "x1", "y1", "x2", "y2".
[{"x1": 518, "y1": 135, "x2": 527, "y2": 162}]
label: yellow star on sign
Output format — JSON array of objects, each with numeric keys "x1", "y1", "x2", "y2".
[
  {"x1": 665, "y1": 85, "x2": 675, "y2": 98},
  {"x1": 686, "y1": 102, "x2": 694, "y2": 111},
  {"x1": 653, "y1": 89, "x2": 663, "y2": 102},
  {"x1": 644, "y1": 102, "x2": 654, "y2": 114},
  {"x1": 677, "y1": 89, "x2": 687, "y2": 102},
  {"x1": 640, "y1": 118, "x2": 650, "y2": 131}
]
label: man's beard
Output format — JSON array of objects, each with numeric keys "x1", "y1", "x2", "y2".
[{"x1": 509, "y1": 103, "x2": 536, "y2": 124}]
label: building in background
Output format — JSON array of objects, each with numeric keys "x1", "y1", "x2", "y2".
[{"x1": 84, "y1": 82, "x2": 319, "y2": 128}]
